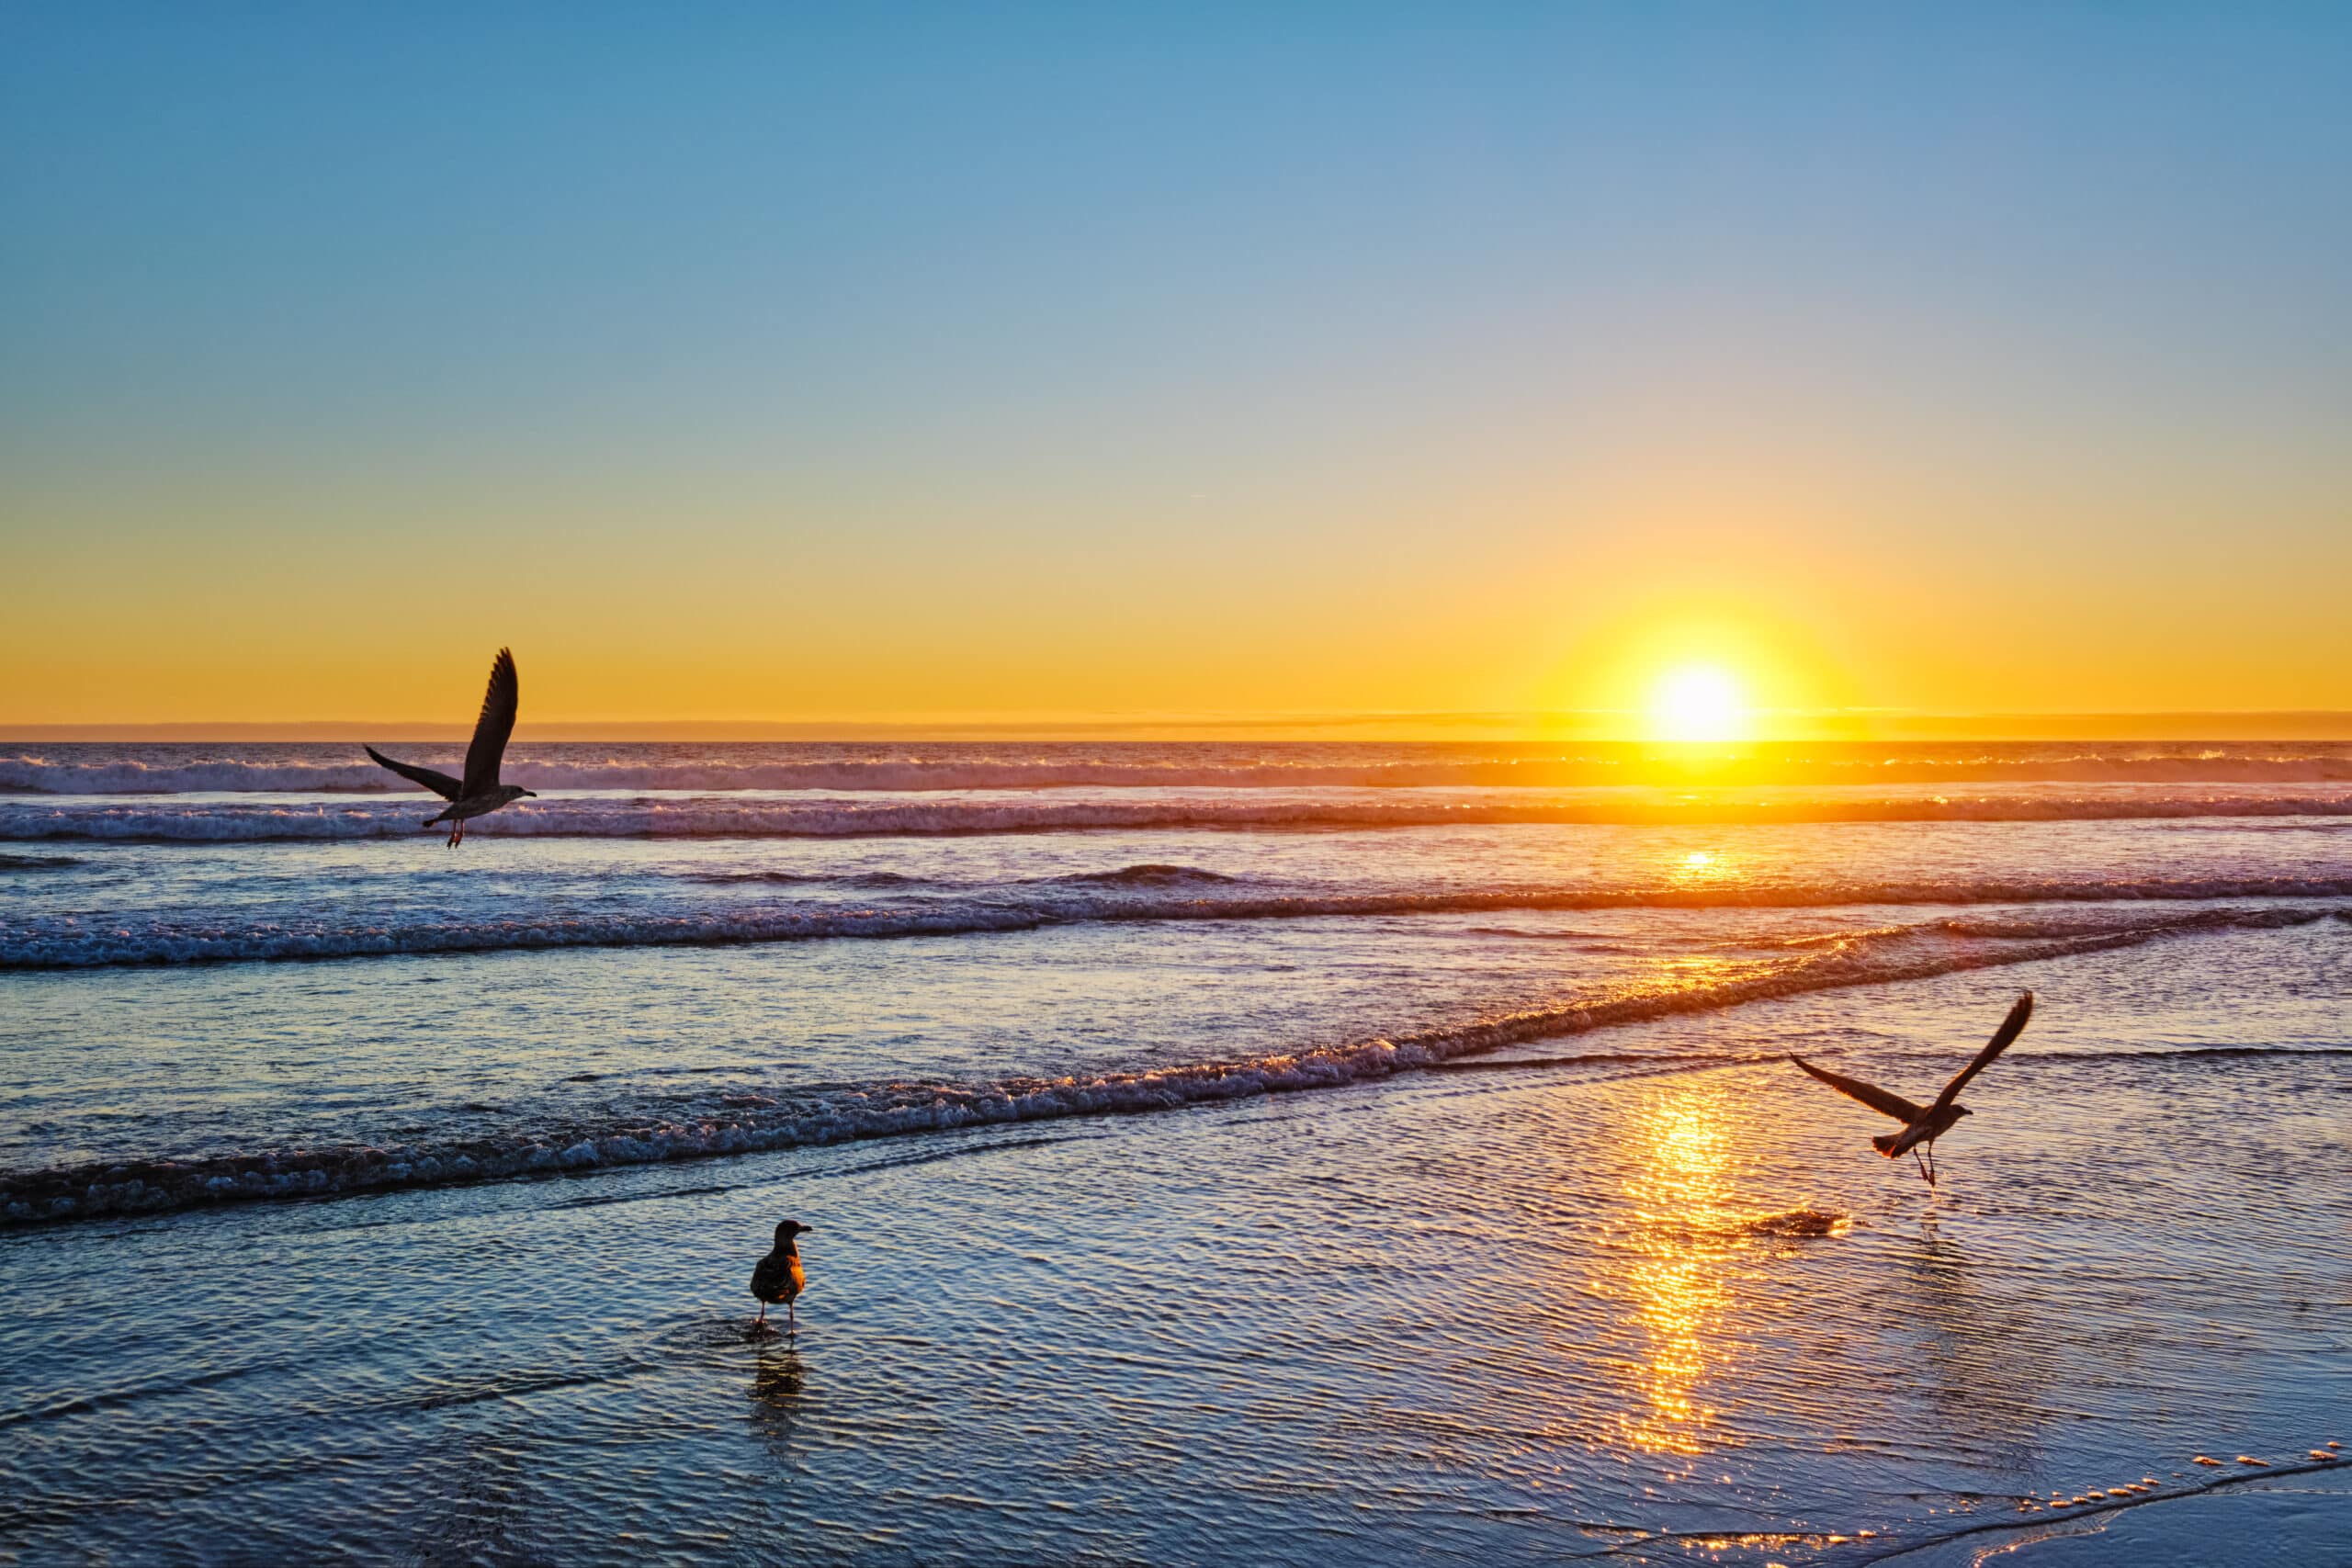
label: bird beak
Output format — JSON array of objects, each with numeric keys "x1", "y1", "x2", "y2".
[{"x1": 522, "y1": 790, "x2": 538, "y2": 798}]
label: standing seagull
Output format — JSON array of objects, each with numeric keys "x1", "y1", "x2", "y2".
[
  {"x1": 1790, "y1": 991, "x2": 2035, "y2": 1186},
  {"x1": 364, "y1": 648, "x2": 535, "y2": 846},
  {"x1": 751, "y1": 1220, "x2": 810, "y2": 1337}
]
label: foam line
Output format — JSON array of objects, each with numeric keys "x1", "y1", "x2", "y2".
[
  {"x1": 3, "y1": 904, "x2": 2327, "y2": 1226},
  {"x1": 8, "y1": 788, "x2": 2352, "y2": 844},
  {"x1": 6, "y1": 877, "x2": 2348, "y2": 971},
  {"x1": 8, "y1": 749, "x2": 2352, "y2": 795}
]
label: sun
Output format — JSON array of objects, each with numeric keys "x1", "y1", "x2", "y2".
[{"x1": 1650, "y1": 667, "x2": 1747, "y2": 742}]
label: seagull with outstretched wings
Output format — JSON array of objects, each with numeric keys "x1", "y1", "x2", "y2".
[
  {"x1": 364, "y1": 648, "x2": 536, "y2": 847},
  {"x1": 1790, "y1": 991, "x2": 2035, "y2": 1185}
]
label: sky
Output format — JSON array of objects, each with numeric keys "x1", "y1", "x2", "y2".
[{"x1": 4, "y1": 3, "x2": 2348, "y2": 733}]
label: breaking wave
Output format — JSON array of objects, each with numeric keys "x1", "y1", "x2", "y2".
[
  {"x1": 9, "y1": 742, "x2": 2352, "y2": 796},
  {"x1": 680, "y1": 869, "x2": 931, "y2": 889},
  {"x1": 5, "y1": 902, "x2": 2327, "y2": 1226},
  {"x1": 1041, "y1": 863, "x2": 1243, "y2": 886},
  {"x1": 9, "y1": 788, "x2": 2352, "y2": 842},
  {"x1": 7, "y1": 874, "x2": 2351, "y2": 970},
  {"x1": 677, "y1": 863, "x2": 1244, "y2": 894}
]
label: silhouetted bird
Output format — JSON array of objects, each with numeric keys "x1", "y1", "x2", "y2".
[
  {"x1": 363, "y1": 648, "x2": 534, "y2": 846},
  {"x1": 1790, "y1": 990, "x2": 2035, "y2": 1185},
  {"x1": 751, "y1": 1220, "x2": 809, "y2": 1336}
]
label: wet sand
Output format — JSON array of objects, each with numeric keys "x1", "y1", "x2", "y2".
[{"x1": 4, "y1": 945, "x2": 2346, "y2": 1565}]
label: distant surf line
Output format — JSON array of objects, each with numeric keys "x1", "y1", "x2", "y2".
[
  {"x1": 9, "y1": 744, "x2": 2352, "y2": 797},
  {"x1": 10, "y1": 790, "x2": 2352, "y2": 843},
  {"x1": 6, "y1": 876, "x2": 2349, "y2": 971}
]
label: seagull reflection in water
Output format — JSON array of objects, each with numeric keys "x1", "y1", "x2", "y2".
[{"x1": 747, "y1": 1348, "x2": 808, "y2": 1456}]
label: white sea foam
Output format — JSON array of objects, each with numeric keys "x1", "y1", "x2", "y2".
[
  {"x1": 6, "y1": 743, "x2": 2352, "y2": 796},
  {"x1": 6, "y1": 788, "x2": 2352, "y2": 844},
  {"x1": 2, "y1": 903, "x2": 2334, "y2": 1224},
  {"x1": 6, "y1": 874, "x2": 2350, "y2": 970}
]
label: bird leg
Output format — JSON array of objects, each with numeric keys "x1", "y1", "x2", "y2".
[
  {"x1": 787, "y1": 1302, "x2": 797, "y2": 1337},
  {"x1": 1913, "y1": 1147, "x2": 1936, "y2": 1187}
]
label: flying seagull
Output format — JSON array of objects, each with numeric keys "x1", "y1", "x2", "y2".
[
  {"x1": 363, "y1": 648, "x2": 535, "y2": 847},
  {"x1": 1790, "y1": 990, "x2": 2035, "y2": 1185},
  {"x1": 751, "y1": 1220, "x2": 810, "y2": 1337}
]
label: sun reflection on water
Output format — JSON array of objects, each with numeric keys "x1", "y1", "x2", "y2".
[
  {"x1": 1608, "y1": 1079, "x2": 1739, "y2": 1456},
  {"x1": 1667, "y1": 845, "x2": 1740, "y2": 886}
]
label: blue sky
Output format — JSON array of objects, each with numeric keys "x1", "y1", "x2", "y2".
[{"x1": 4, "y1": 4, "x2": 2348, "y2": 724}]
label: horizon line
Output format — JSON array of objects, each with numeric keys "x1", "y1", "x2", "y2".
[{"x1": 10, "y1": 708, "x2": 2352, "y2": 743}]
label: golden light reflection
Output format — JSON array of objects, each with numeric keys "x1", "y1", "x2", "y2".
[
  {"x1": 1610, "y1": 1079, "x2": 1738, "y2": 1456},
  {"x1": 1665, "y1": 844, "x2": 1742, "y2": 889}
]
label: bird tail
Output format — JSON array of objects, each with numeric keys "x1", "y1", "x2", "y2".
[{"x1": 1871, "y1": 1131, "x2": 1902, "y2": 1156}]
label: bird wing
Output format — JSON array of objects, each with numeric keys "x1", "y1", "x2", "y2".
[
  {"x1": 364, "y1": 745, "x2": 462, "y2": 801},
  {"x1": 459, "y1": 648, "x2": 519, "y2": 798},
  {"x1": 1929, "y1": 990, "x2": 2034, "y2": 1115},
  {"x1": 1790, "y1": 1055, "x2": 1927, "y2": 1122}
]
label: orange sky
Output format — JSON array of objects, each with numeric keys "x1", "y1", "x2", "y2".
[{"x1": 7, "y1": 425, "x2": 2348, "y2": 736}]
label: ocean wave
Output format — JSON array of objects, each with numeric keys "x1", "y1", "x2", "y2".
[
  {"x1": 9, "y1": 788, "x2": 2352, "y2": 843},
  {"x1": 1039, "y1": 863, "x2": 1243, "y2": 886},
  {"x1": 682, "y1": 863, "x2": 1242, "y2": 891},
  {"x1": 9, "y1": 745, "x2": 2352, "y2": 796},
  {"x1": 8, "y1": 876, "x2": 2350, "y2": 970},
  {"x1": 2007, "y1": 1043, "x2": 2352, "y2": 1064},
  {"x1": 681, "y1": 869, "x2": 932, "y2": 888},
  {"x1": 4, "y1": 903, "x2": 2324, "y2": 1226},
  {"x1": 1731, "y1": 1209, "x2": 1852, "y2": 1238}
]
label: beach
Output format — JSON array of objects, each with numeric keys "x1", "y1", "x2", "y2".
[
  {"x1": 2, "y1": 741, "x2": 2348, "y2": 1563},
  {"x1": 12, "y1": 0, "x2": 2351, "y2": 1556}
]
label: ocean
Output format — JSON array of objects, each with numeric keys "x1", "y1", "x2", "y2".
[{"x1": 2, "y1": 741, "x2": 2346, "y2": 1564}]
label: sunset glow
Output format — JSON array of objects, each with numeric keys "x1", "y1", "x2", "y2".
[
  {"x1": 4, "y1": 9, "x2": 2346, "y2": 1562},
  {"x1": 5, "y1": 9, "x2": 2351, "y2": 733},
  {"x1": 1650, "y1": 669, "x2": 1749, "y2": 743}
]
